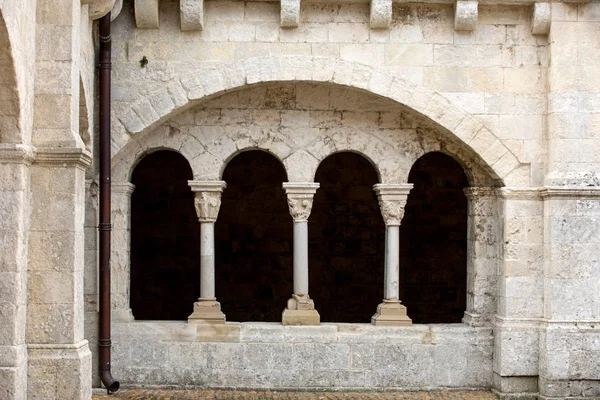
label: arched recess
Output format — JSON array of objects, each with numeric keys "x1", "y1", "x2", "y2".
[
  {"x1": 310, "y1": 151, "x2": 384, "y2": 323},
  {"x1": 216, "y1": 150, "x2": 292, "y2": 322},
  {"x1": 0, "y1": 10, "x2": 21, "y2": 144},
  {"x1": 130, "y1": 150, "x2": 198, "y2": 320},
  {"x1": 115, "y1": 55, "x2": 525, "y2": 186},
  {"x1": 400, "y1": 152, "x2": 469, "y2": 323}
]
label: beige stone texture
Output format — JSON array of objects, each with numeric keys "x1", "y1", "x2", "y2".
[{"x1": 0, "y1": 0, "x2": 600, "y2": 397}]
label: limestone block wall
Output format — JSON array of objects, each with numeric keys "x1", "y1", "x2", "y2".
[
  {"x1": 0, "y1": 1, "x2": 37, "y2": 398},
  {"x1": 110, "y1": 0, "x2": 542, "y2": 187},
  {"x1": 112, "y1": 322, "x2": 493, "y2": 390}
]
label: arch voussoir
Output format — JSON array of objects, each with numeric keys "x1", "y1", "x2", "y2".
[{"x1": 116, "y1": 55, "x2": 524, "y2": 186}]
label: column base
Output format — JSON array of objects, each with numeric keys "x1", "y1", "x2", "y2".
[
  {"x1": 188, "y1": 298, "x2": 226, "y2": 324},
  {"x1": 27, "y1": 340, "x2": 92, "y2": 400},
  {"x1": 462, "y1": 311, "x2": 486, "y2": 327},
  {"x1": 282, "y1": 294, "x2": 320, "y2": 326},
  {"x1": 112, "y1": 308, "x2": 135, "y2": 322},
  {"x1": 371, "y1": 300, "x2": 412, "y2": 326}
]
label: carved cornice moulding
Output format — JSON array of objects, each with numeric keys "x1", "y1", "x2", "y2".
[
  {"x1": 540, "y1": 186, "x2": 600, "y2": 199},
  {"x1": 463, "y1": 186, "x2": 501, "y2": 199},
  {"x1": 129, "y1": 0, "x2": 577, "y2": 31},
  {"x1": 0, "y1": 144, "x2": 36, "y2": 165},
  {"x1": 498, "y1": 187, "x2": 542, "y2": 200},
  {"x1": 34, "y1": 148, "x2": 92, "y2": 170}
]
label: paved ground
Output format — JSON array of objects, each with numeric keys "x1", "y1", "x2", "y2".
[{"x1": 93, "y1": 389, "x2": 498, "y2": 400}]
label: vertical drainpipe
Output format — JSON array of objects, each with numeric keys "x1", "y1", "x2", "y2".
[{"x1": 98, "y1": 12, "x2": 120, "y2": 394}]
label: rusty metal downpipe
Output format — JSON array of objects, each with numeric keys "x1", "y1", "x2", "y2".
[{"x1": 98, "y1": 11, "x2": 120, "y2": 394}]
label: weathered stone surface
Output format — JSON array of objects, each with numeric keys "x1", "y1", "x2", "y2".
[{"x1": 112, "y1": 322, "x2": 493, "y2": 389}]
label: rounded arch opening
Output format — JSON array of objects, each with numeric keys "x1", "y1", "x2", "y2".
[
  {"x1": 310, "y1": 151, "x2": 384, "y2": 323},
  {"x1": 216, "y1": 149, "x2": 292, "y2": 322},
  {"x1": 400, "y1": 151, "x2": 469, "y2": 324},
  {"x1": 130, "y1": 150, "x2": 198, "y2": 320}
]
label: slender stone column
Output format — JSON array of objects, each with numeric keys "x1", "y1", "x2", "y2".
[
  {"x1": 371, "y1": 184, "x2": 413, "y2": 326},
  {"x1": 188, "y1": 181, "x2": 227, "y2": 324},
  {"x1": 282, "y1": 182, "x2": 320, "y2": 326}
]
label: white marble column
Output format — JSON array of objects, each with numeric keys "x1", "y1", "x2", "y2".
[
  {"x1": 187, "y1": 181, "x2": 227, "y2": 324},
  {"x1": 371, "y1": 184, "x2": 413, "y2": 326},
  {"x1": 282, "y1": 182, "x2": 320, "y2": 326}
]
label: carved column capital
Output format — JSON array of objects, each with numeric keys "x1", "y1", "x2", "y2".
[
  {"x1": 188, "y1": 180, "x2": 227, "y2": 222},
  {"x1": 282, "y1": 182, "x2": 320, "y2": 223},
  {"x1": 373, "y1": 183, "x2": 413, "y2": 226}
]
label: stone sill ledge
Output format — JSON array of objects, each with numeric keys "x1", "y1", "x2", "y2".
[{"x1": 113, "y1": 321, "x2": 492, "y2": 344}]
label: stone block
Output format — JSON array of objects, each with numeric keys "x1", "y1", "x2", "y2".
[
  {"x1": 180, "y1": 0, "x2": 204, "y2": 31},
  {"x1": 27, "y1": 342, "x2": 92, "y2": 400},
  {"x1": 455, "y1": 1, "x2": 478, "y2": 32},
  {"x1": 281, "y1": 0, "x2": 300, "y2": 28},
  {"x1": 282, "y1": 308, "x2": 320, "y2": 326},
  {"x1": 370, "y1": 0, "x2": 391, "y2": 29},
  {"x1": 135, "y1": 0, "x2": 159, "y2": 28}
]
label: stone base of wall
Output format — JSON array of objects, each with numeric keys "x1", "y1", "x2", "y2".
[
  {"x1": 112, "y1": 322, "x2": 493, "y2": 390},
  {"x1": 27, "y1": 341, "x2": 92, "y2": 400},
  {"x1": 0, "y1": 344, "x2": 27, "y2": 400}
]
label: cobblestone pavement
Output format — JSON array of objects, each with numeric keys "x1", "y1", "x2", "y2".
[{"x1": 93, "y1": 389, "x2": 498, "y2": 400}]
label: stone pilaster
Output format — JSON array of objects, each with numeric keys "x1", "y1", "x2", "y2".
[
  {"x1": 188, "y1": 181, "x2": 227, "y2": 324},
  {"x1": 27, "y1": 148, "x2": 92, "y2": 400},
  {"x1": 111, "y1": 182, "x2": 135, "y2": 322},
  {"x1": 0, "y1": 144, "x2": 34, "y2": 400},
  {"x1": 493, "y1": 188, "x2": 544, "y2": 399},
  {"x1": 282, "y1": 182, "x2": 320, "y2": 326},
  {"x1": 462, "y1": 187, "x2": 500, "y2": 327},
  {"x1": 371, "y1": 184, "x2": 412, "y2": 326},
  {"x1": 537, "y1": 187, "x2": 600, "y2": 400}
]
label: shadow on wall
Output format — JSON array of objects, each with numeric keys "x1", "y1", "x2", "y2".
[
  {"x1": 130, "y1": 150, "x2": 198, "y2": 320},
  {"x1": 400, "y1": 152, "x2": 469, "y2": 324}
]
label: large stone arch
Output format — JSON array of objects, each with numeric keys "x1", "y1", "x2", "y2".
[
  {"x1": 114, "y1": 56, "x2": 526, "y2": 186},
  {"x1": 0, "y1": 9, "x2": 21, "y2": 144}
]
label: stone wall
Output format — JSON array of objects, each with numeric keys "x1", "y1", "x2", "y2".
[{"x1": 112, "y1": 322, "x2": 493, "y2": 390}]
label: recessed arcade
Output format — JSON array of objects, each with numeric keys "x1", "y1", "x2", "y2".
[{"x1": 112, "y1": 81, "x2": 502, "y2": 328}]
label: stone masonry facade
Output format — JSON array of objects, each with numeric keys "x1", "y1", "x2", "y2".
[{"x1": 0, "y1": 0, "x2": 599, "y2": 399}]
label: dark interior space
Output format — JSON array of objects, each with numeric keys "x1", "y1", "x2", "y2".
[
  {"x1": 215, "y1": 150, "x2": 292, "y2": 322},
  {"x1": 400, "y1": 151, "x2": 468, "y2": 323},
  {"x1": 310, "y1": 152, "x2": 385, "y2": 323},
  {"x1": 130, "y1": 150, "x2": 198, "y2": 320}
]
